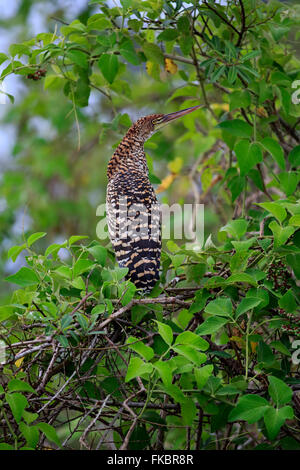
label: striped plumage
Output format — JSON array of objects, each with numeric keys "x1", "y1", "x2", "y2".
[
  {"x1": 106, "y1": 106, "x2": 201, "y2": 292},
  {"x1": 106, "y1": 114, "x2": 162, "y2": 291}
]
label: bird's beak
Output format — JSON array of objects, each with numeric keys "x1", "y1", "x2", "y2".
[{"x1": 153, "y1": 105, "x2": 202, "y2": 129}]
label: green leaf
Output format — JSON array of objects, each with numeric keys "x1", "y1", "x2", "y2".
[
  {"x1": 269, "y1": 341, "x2": 291, "y2": 357},
  {"x1": 235, "y1": 140, "x2": 262, "y2": 176},
  {"x1": 27, "y1": 232, "x2": 47, "y2": 247},
  {"x1": 154, "y1": 360, "x2": 172, "y2": 386},
  {"x1": 142, "y1": 42, "x2": 164, "y2": 65},
  {"x1": 236, "y1": 297, "x2": 263, "y2": 319},
  {"x1": 38, "y1": 422, "x2": 61, "y2": 447},
  {"x1": 228, "y1": 174, "x2": 245, "y2": 201},
  {"x1": 125, "y1": 357, "x2": 153, "y2": 382},
  {"x1": 155, "y1": 321, "x2": 173, "y2": 346},
  {"x1": 226, "y1": 273, "x2": 257, "y2": 286},
  {"x1": 45, "y1": 243, "x2": 65, "y2": 257},
  {"x1": 54, "y1": 266, "x2": 72, "y2": 279},
  {"x1": 288, "y1": 145, "x2": 300, "y2": 168},
  {"x1": 162, "y1": 384, "x2": 186, "y2": 403},
  {"x1": 189, "y1": 289, "x2": 210, "y2": 315},
  {"x1": 269, "y1": 221, "x2": 295, "y2": 249},
  {"x1": 262, "y1": 137, "x2": 285, "y2": 170},
  {"x1": 268, "y1": 376, "x2": 292, "y2": 406},
  {"x1": 177, "y1": 15, "x2": 190, "y2": 33},
  {"x1": 73, "y1": 259, "x2": 94, "y2": 277},
  {"x1": 121, "y1": 282, "x2": 136, "y2": 306},
  {"x1": 181, "y1": 399, "x2": 197, "y2": 426},
  {"x1": 0, "y1": 444, "x2": 14, "y2": 450},
  {"x1": 240, "y1": 50, "x2": 261, "y2": 61},
  {"x1": 179, "y1": 35, "x2": 193, "y2": 55},
  {"x1": 98, "y1": 53, "x2": 119, "y2": 83},
  {"x1": 279, "y1": 289, "x2": 297, "y2": 313},
  {"x1": 74, "y1": 74, "x2": 90, "y2": 108},
  {"x1": 87, "y1": 14, "x2": 111, "y2": 31},
  {"x1": 289, "y1": 215, "x2": 300, "y2": 227},
  {"x1": 157, "y1": 29, "x2": 179, "y2": 41},
  {"x1": 196, "y1": 316, "x2": 228, "y2": 335},
  {"x1": 194, "y1": 364, "x2": 214, "y2": 390},
  {"x1": 205, "y1": 297, "x2": 233, "y2": 317},
  {"x1": 9, "y1": 43, "x2": 31, "y2": 57},
  {"x1": 19, "y1": 422, "x2": 39, "y2": 448},
  {"x1": 172, "y1": 345, "x2": 206, "y2": 366},
  {"x1": 228, "y1": 395, "x2": 270, "y2": 424},
  {"x1": 5, "y1": 267, "x2": 39, "y2": 287},
  {"x1": 210, "y1": 65, "x2": 226, "y2": 83},
  {"x1": 120, "y1": 40, "x2": 140, "y2": 65},
  {"x1": 217, "y1": 119, "x2": 252, "y2": 138},
  {"x1": 68, "y1": 235, "x2": 88, "y2": 246},
  {"x1": 256, "y1": 202, "x2": 287, "y2": 223},
  {"x1": 227, "y1": 66, "x2": 237, "y2": 84},
  {"x1": 8, "y1": 379, "x2": 36, "y2": 394},
  {"x1": 264, "y1": 406, "x2": 294, "y2": 440},
  {"x1": 127, "y1": 336, "x2": 154, "y2": 361},
  {"x1": 113, "y1": 267, "x2": 128, "y2": 281},
  {"x1": 0, "y1": 305, "x2": 15, "y2": 321},
  {"x1": 229, "y1": 90, "x2": 251, "y2": 111},
  {"x1": 278, "y1": 172, "x2": 299, "y2": 197},
  {"x1": 6, "y1": 392, "x2": 29, "y2": 423},
  {"x1": 174, "y1": 331, "x2": 209, "y2": 351},
  {"x1": 220, "y1": 219, "x2": 248, "y2": 239},
  {"x1": 7, "y1": 244, "x2": 26, "y2": 262},
  {"x1": 0, "y1": 52, "x2": 8, "y2": 65},
  {"x1": 257, "y1": 341, "x2": 275, "y2": 367},
  {"x1": 231, "y1": 237, "x2": 256, "y2": 253},
  {"x1": 66, "y1": 49, "x2": 88, "y2": 69}
]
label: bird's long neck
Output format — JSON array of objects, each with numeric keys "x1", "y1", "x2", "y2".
[{"x1": 107, "y1": 128, "x2": 148, "y2": 180}]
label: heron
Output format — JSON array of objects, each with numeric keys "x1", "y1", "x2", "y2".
[{"x1": 106, "y1": 105, "x2": 201, "y2": 292}]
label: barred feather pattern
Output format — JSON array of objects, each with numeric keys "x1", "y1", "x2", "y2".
[{"x1": 106, "y1": 114, "x2": 163, "y2": 291}]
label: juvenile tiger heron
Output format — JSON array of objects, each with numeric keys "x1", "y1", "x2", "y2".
[{"x1": 106, "y1": 105, "x2": 201, "y2": 292}]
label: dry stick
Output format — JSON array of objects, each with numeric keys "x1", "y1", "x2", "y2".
[
  {"x1": 236, "y1": 0, "x2": 247, "y2": 47},
  {"x1": 120, "y1": 416, "x2": 138, "y2": 451},
  {"x1": 37, "y1": 335, "x2": 99, "y2": 414},
  {"x1": 119, "y1": 379, "x2": 146, "y2": 450},
  {"x1": 96, "y1": 407, "x2": 124, "y2": 450},
  {"x1": 70, "y1": 292, "x2": 94, "y2": 317},
  {"x1": 156, "y1": 394, "x2": 169, "y2": 450},
  {"x1": 7, "y1": 343, "x2": 52, "y2": 364},
  {"x1": 195, "y1": 408, "x2": 203, "y2": 450},
  {"x1": 80, "y1": 395, "x2": 112, "y2": 450},
  {"x1": 36, "y1": 340, "x2": 60, "y2": 393}
]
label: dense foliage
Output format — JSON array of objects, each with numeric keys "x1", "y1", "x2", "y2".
[{"x1": 0, "y1": 0, "x2": 300, "y2": 450}]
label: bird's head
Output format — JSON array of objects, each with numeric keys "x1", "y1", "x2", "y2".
[{"x1": 130, "y1": 105, "x2": 202, "y2": 143}]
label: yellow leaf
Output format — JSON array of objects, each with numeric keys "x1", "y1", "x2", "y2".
[
  {"x1": 211, "y1": 103, "x2": 229, "y2": 112},
  {"x1": 229, "y1": 335, "x2": 244, "y2": 345},
  {"x1": 168, "y1": 156, "x2": 183, "y2": 174},
  {"x1": 257, "y1": 107, "x2": 268, "y2": 117},
  {"x1": 15, "y1": 357, "x2": 24, "y2": 368},
  {"x1": 164, "y1": 58, "x2": 178, "y2": 74},
  {"x1": 156, "y1": 173, "x2": 177, "y2": 194},
  {"x1": 146, "y1": 61, "x2": 160, "y2": 80}
]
